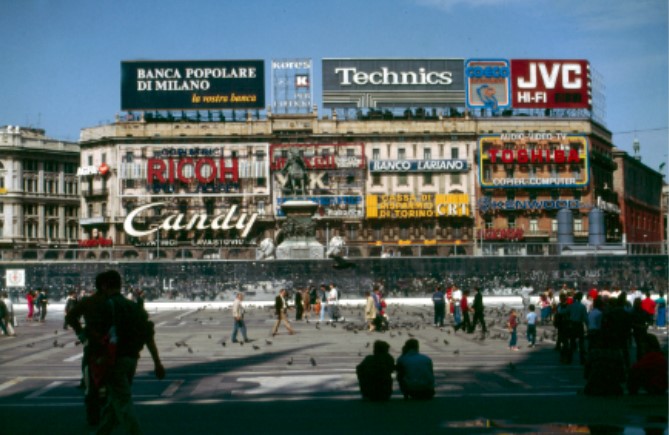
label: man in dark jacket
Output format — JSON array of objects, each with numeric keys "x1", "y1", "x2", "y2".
[
  {"x1": 470, "y1": 287, "x2": 487, "y2": 333},
  {"x1": 356, "y1": 340, "x2": 395, "y2": 401},
  {"x1": 432, "y1": 286, "x2": 446, "y2": 327}
]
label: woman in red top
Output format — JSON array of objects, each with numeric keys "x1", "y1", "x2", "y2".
[
  {"x1": 507, "y1": 309, "x2": 519, "y2": 351},
  {"x1": 26, "y1": 290, "x2": 34, "y2": 320},
  {"x1": 456, "y1": 290, "x2": 472, "y2": 333}
]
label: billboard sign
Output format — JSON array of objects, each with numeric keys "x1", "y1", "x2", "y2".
[
  {"x1": 121, "y1": 60, "x2": 265, "y2": 110},
  {"x1": 271, "y1": 143, "x2": 366, "y2": 219},
  {"x1": 510, "y1": 59, "x2": 590, "y2": 109},
  {"x1": 465, "y1": 59, "x2": 511, "y2": 111},
  {"x1": 369, "y1": 159, "x2": 467, "y2": 173},
  {"x1": 6, "y1": 269, "x2": 25, "y2": 287},
  {"x1": 478, "y1": 133, "x2": 590, "y2": 189},
  {"x1": 271, "y1": 59, "x2": 313, "y2": 114},
  {"x1": 322, "y1": 58, "x2": 465, "y2": 108},
  {"x1": 366, "y1": 194, "x2": 470, "y2": 219},
  {"x1": 118, "y1": 143, "x2": 270, "y2": 198}
]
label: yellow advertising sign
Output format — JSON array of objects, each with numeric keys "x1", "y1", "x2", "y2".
[{"x1": 366, "y1": 193, "x2": 470, "y2": 219}]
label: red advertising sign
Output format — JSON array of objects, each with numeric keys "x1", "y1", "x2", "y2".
[{"x1": 511, "y1": 60, "x2": 590, "y2": 109}]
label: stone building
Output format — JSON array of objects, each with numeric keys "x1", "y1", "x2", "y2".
[{"x1": 0, "y1": 126, "x2": 80, "y2": 260}]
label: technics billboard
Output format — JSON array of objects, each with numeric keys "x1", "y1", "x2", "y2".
[
  {"x1": 322, "y1": 59, "x2": 465, "y2": 108},
  {"x1": 121, "y1": 60, "x2": 265, "y2": 110}
]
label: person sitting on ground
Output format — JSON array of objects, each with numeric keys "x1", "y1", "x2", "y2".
[
  {"x1": 356, "y1": 340, "x2": 395, "y2": 401},
  {"x1": 396, "y1": 339, "x2": 435, "y2": 400},
  {"x1": 627, "y1": 333, "x2": 668, "y2": 395}
]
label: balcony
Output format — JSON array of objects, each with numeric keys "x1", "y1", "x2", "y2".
[{"x1": 82, "y1": 188, "x2": 109, "y2": 199}]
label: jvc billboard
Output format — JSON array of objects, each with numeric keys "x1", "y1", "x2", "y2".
[
  {"x1": 322, "y1": 59, "x2": 465, "y2": 108},
  {"x1": 121, "y1": 60, "x2": 265, "y2": 110}
]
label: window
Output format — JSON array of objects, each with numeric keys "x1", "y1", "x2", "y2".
[
  {"x1": 346, "y1": 148, "x2": 355, "y2": 157},
  {"x1": 372, "y1": 148, "x2": 380, "y2": 160},
  {"x1": 423, "y1": 173, "x2": 433, "y2": 185},
  {"x1": 485, "y1": 216, "x2": 493, "y2": 229},
  {"x1": 257, "y1": 201, "x2": 265, "y2": 215},
  {"x1": 506, "y1": 190, "x2": 515, "y2": 200},
  {"x1": 399, "y1": 225, "x2": 409, "y2": 239},
  {"x1": 424, "y1": 224, "x2": 435, "y2": 238},
  {"x1": 505, "y1": 167, "x2": 514, "y2": 178},
  {"x1": 424, "y1": 148, "x2": 432, "y2": 160},
  {"x1": 552, "y1": 219, "x2": 558, "y2": 233},
  {"x1": 373, "y1": 225, "x2": 382, "y2": 240},
  {"x1": 125, "y1": 152, "x2": 134, "y2": 163},
  {"x1": 347, "y1": 224, "x2": 358, "y2": 240},
  {"x1": 529, "y1": 218, "x2": 539, "y2": 232},
  {"x1": 101, "y1": 153, "x2": 107, "y2": 163},
  {"x1": 451, "y1": 173, "x2": 461, "y2": 184},
  {"x1": 398, "y1": 148, "x2": 406, "y2": 160},
  {"x1": 508, "y1": 215, "x2": 516, "y2": 229},
  {"x1": 398, "y1": 173, "x2": 408, "y2": 186},
  {"x1": 372, "y1": 174, "x2": 381, "y2": 186},
  {"x1": 574, "y1": 218, "x2": 583, "y2": 232},
  {"x1": 88, "y1": 155, "x2": 93, "y2": 166},
  {"x1": 451, "y1": 147, "x2": 459, "y2": 159}
]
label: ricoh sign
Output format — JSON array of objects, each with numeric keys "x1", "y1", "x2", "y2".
[{"x1": 322, "y1": 59, "x2": 465, "y2": 108}]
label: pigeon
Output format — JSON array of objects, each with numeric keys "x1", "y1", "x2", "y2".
[
  {"x1": 365, "y1": 342, "x2": 370, "y2": 348},
  {"x1": 53, "y1": 340, "x2": 58, "y2": 347},
  {"x1": 287, "y1": 358, "x2": 293, "y2": 365},
  {"x1": 54, "y1": 330, "x2": 58, "y2": 335},
  {"x1": 453, "y1": 349, "x2": 460, "y2": 355},
  {"x1": 408, "y1": 333, "x2": 415, "y2": 338},
  {"x1": 315, "y1": 324, "x2": 320, "y2": 330},
  {"x1": 26, "y1": 343, "x2": 35, "y2": 348},
  {"x1": 443, "y1": 339, "x2": 449, "y2": 345},
  {"x1": 253, "y1": 345, "x2": 260, "y2": 350},
  {"x1": 208, "y1": 334, "x2": 212, "y2": 339},
  {"x1": 265, "y1": 339, "x2": 273, "y2": 345},
  {"x1": 353, "y1": 330, "x2": 358, "y2": 334},
  {"x1": 239, "y1": 341, "x2": 244, "y2": 346},
  {"x1": 187, "y1": 347, "x2": 193, "y2": 354},
  {"x1": 310, "y1": 357, "x2": 317, "y2": 366},
  {"x1": 221, "y1": 340, "x2": 226, "y2": 347}
]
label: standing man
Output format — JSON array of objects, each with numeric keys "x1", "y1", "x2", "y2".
[
  {"x1": 470, "y1": 287, "x2": 487, "y2": 333},
  {"x1": 294, "y1": 289, "x2": 304, "y2": 321},
  {"x1": 318, "y1": 284, "x2": 328, "y2": 323},
  {"x1": 63, "y1": 290, "x2": 78, "y2": 330},
  {"x1": 272, "y1": 288, "x2": 295, "y2": 336},
  {"x1": 231, "y1": 292, "x2": 249, "y2": 344},
  {"x1": 396, "y1": 339, "x2": 435, "y2": 400},
  {"x1": 431, "y1": 286, "x2": 446, "y2": 327},
  {"x1": 37, "y1": 288, "x2": 48, "y2": 322},
  {"x1": 94, "y1": 270, "x2": 165, "y2": 435},
  {"x1": 455, "y1": 290, "x2": 472, "y2": 333},
  {"x1": 328, "y1": 283, "x2": 339, "y2": 322},
  {"x1": 567, "y1": 291, "x2": 588, "y2": 364}
]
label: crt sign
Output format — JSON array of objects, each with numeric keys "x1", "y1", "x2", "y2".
[{"x1": 511, "y1": 60, "x2": 590, "y2": 109}]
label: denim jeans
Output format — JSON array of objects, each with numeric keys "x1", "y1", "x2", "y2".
[
  {"x1": 509, "y1": 327, "x2": 518, "y2": 347},
  {"x1": 232, "y1": 319, "x2": 248, "y2": 342}
]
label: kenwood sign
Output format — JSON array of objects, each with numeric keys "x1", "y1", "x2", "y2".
[{"x1": 323, "y1": 59, "x2": 465, "y2": 108}]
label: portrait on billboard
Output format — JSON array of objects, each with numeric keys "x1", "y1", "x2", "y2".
[{"x1": 465, "y1": 59, "x2": 511, "y2": 111}]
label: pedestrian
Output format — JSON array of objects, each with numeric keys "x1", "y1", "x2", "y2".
[
  {"x1": 454, "y1": 289, "x2": 472, "y2": 333},
  {"x1": 26, "y1": 289, "x2": 35, "y2": 321},
  {"x1": 539, "y1": 292, "x2": 551, "y2": 325},
  {"x1": 94, "y1": 270, "x2": 165, "y2": 435},
  {"x1": 554, "y1": 292, "x2": 570, "y2": 362},
  {"x1": 1, "y1": 292, "x2": 15, "y2": 336},
  {"x1": 587, "y1": 296, "x2": 605, "y2": 351},
  {"x1": 640, "y1": 291, "x2": 656, "y2": 326},
  {"x1": 470, "y1": 287, "x2": 487, "y2": 333},
  {"x1": 526, "y1": 304, "x2": 537, "y2": 348},
  {"x1": 507, "y1": 308, "x2": 519, "y2": 351},
  {"x1": 294, "y1": 289, "x2": 304, "y2": 321},
  {"x1": 271, "y1": 288, "x2": 295, "y2": 336},
  {"x1": 231, "y1": 292, "x2": 249, "y2": 344},
  {"x1": 431, "y1": 286, "x2": 445, "y2": 327},
  {"x1": 37, "y1": 288, "x2": 48, "y2": 322},
  {"x1": 655, "y1": 291, "x2": 667, "y2": 330},
  {"x1": 318, "y1": 284, "x2": 328, "y2": 323},
  {"x1": 356, "y1": 340, "x2": 395, "y2": 401},
  {"x1": 452, "y1": 285, "x2": 462, "y2": 328},
  {"x1": 631, "y1": 298, "x2": 649, "y2": 362},
  {"x1": 302, "y1": 287, "x2": 311, "y2": 321},
  {"x1": 567, "y1": 291, "x2": 588, "y2": 364},
  {"x1": 364, "y1": 290, "x2": 377, "y2": 331},
  {"x1": 396, "y1": 339, "x2": 435, "y2": 400},
  {"x1": 0, "y1": 297, "x2": 8, "y2": 336},
  {"x1": 64, "y1": 290, "x2": 78, "y2": 330},
  {"x1": 328, "y1": 283, "x2": 340, "y2": 322}
]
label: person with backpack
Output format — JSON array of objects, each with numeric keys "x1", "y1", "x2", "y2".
[{"x1": 94, "y1": 270, "x2": 165, "y2": 434}]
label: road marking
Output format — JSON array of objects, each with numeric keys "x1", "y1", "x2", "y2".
[
  {"x1": 161, "y1": 379, "x2": 184, "y2": 398},
  {"x1": 63, "y1": 352, "x2": 83, "y2": 362},
  {"x1": 0, "y1": 377, "x2": 26, "y2": 392},
  {"x1": 26, "y1": 381, "x2": 64, "y2": 399}
]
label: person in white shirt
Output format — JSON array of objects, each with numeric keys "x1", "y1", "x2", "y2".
[
  {"x1": 231, "y1": 293, "x2": 249, "y2": 343},
  {"x1": 328, "y1": 283, "x2": 340, "y2": 322}
]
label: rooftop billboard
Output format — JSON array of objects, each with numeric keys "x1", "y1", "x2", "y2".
[
  {"x1": 322, "y1": 59, "x2": 465, "y2": 108},
  {"x1": 121, "y1": 60, "x2": 265, "y2": 111},
  {"x1": 510, "y1": 60, "x2": 591, "y2": 109}
]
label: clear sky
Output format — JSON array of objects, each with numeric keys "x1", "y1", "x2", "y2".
[{"x1": 1, "y1": 0, "x2": 667, "y2": 177}]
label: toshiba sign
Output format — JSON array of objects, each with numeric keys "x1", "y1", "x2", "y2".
[{"x1": 511, "y1": 60, "x2": 591, "y2": 109}]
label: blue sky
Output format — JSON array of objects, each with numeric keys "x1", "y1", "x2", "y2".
[{"x1": 1, "y1": 0, "x2": 667, "y2": 176}]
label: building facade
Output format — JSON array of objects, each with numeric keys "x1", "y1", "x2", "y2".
[
  {"x1": 0, "y1": 126, "x2": 80, "y2": 260},
  {"x1": 75, "y1": 111, "x2": 627, "y2": 260}
]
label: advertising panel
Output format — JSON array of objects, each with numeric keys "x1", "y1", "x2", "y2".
[
  {"x1": 271, "y1": 143, "x2": 366, "y2": 219},
  {"x1": 271, "y1": 59, "x2": 312, "y2": 114},
  {"x1": 322, "y1": 58, "x2": 465, "y2": 108},
  {"x1": 366, "y1": 194, "x2": 470, "y2": 219},
  {"x1": 369, "y1": 159, "x2": 467, "y2": 173},
  {"x1": 478, "y1": 133, "x2": 590, "y2": 189},
  {"x1": 121, "y1": 60, "x2": 265, "y2": 110},
  {"x1": 6, "y1": 269, "x2": 25, "y2": 287},
  {"x1": 465, "y1": 59, "x2": 511, "y2": 110},
  {"x1": 118, "y1": 143, "x2": 270, "y2": 198},
  {"x1": 510, "y1": 59, "x2": 590, "y2": 109}
]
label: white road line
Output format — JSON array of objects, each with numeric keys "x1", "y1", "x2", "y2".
[
  {"x1": 0, "y1": 377, "x2": 26, "y2": 392},
  {"x1": 161, "y1": 379, "x2": 184, "y2": 398},
  {"x1": 63, "y1": 352, "x2": 83, "y2": 362},
  {"x1": 25, "y1": 381, "x2": 64, "y2": 399}
]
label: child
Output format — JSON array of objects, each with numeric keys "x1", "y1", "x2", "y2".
[
  {"x1": 526, "y1": 304, "x2": 537, "y2": 348},
  {"x1": 507, "y1": 308, "x2": 519, "y2": 351}
]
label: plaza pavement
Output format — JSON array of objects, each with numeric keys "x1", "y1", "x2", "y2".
[{"x1": 0, "y1": 301, "x2": 666, "y2": 434}]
